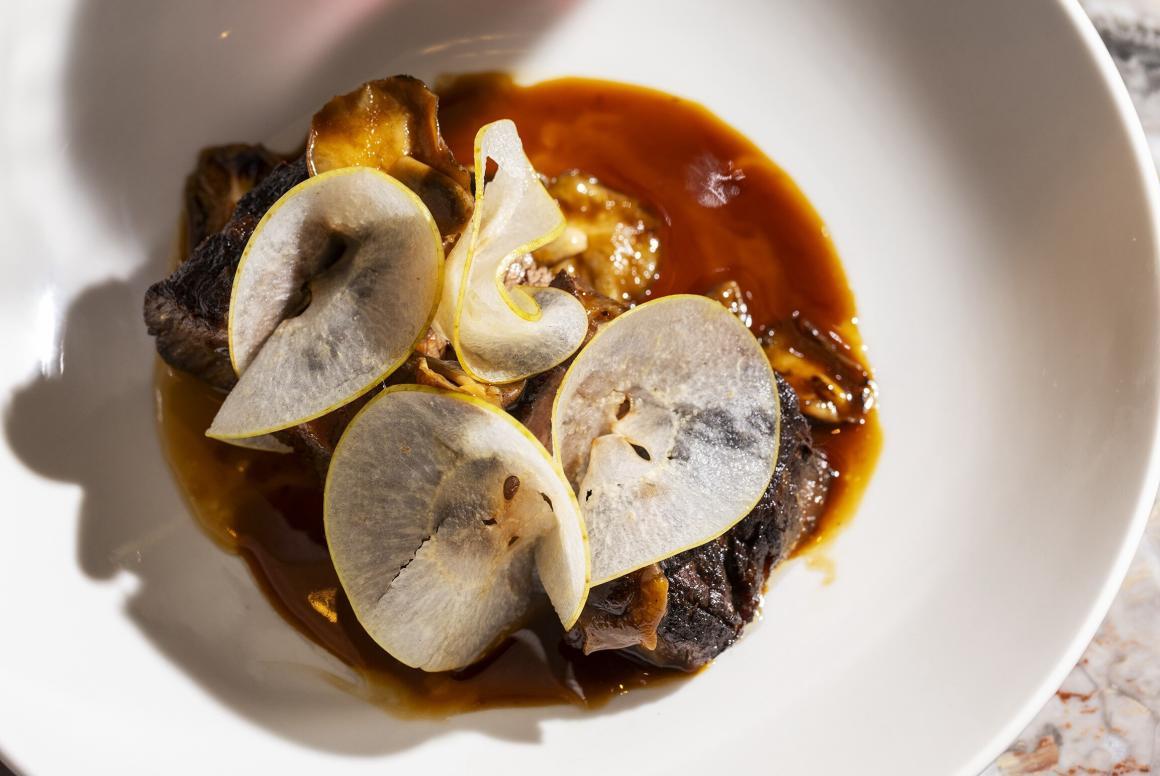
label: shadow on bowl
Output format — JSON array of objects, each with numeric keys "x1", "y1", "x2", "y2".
[{"x1": 4, "y1": 0, "x2": 679, "y2": 757}]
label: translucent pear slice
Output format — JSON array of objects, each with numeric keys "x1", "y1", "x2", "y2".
[
  {"x1": 324, "y1": 386, "x2": 589, "y2": 672},
  {"x1": 207, "y1": 168, "x2": 442, "y2": 439},
  {"x1": 435, "y1": 120, "x2": 588, "y2": 384},
  {"x1": 552, "y1": 295, "x2": 780, "y2": 585}
]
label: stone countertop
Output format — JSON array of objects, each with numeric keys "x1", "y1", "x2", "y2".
[{"x1": 986, "y1": 5, "x2": 1160, "y2": 773}]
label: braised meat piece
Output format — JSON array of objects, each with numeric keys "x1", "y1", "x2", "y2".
[
  {"x1": 183, "y1": 143, "x2": 284, "y2": 257},
  {"x1": 506, "y1": 276, "x2": 833, "y2": 671},
  {"x1": 144, "y1": 157, "x2": 309, "y2": 391},
  {"x1": 569, "y1": 565, "x2": 670, "y2": 653},
  {"x1": 145, "y1": 76, "x2": 471, "y2": 393},
  {"x1": 565, "y1": 375, "x2": 830, "y2": 670}
]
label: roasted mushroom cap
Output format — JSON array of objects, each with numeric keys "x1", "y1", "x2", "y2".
[
  {"x1": 307, "y1": 76, "x2": 473, "y2": 242},
  {"x1": 535, "y1": 171, "x2": 664, "y2": 304},
  {"x1": 703, "y1": 279, "x2": 753, "y2": 329},
  {"x1": 763, "y1": 312, "x2": 877, "y2": 425}
]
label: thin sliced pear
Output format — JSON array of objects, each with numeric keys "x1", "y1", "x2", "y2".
[
  {"x1": 207, "y1": 168, "x2": 442, "y2": 440},
  {"x1": 324, "y1": 385, "x2": 589, "y2": 672},
  {"x1": 552, "y1": 295, "x2": 780, "y2": 585},
  {"x1": 435, "y1": 120, "x2": 588, "y2": 384}
]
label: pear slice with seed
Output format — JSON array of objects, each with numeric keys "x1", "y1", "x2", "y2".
[
  {"x1": 207, "y1": 167, "x2": 443, "y2": 440},
  {"x1": 552, "y1": 295, "x2": 780, "y2": 585},
  {"x1": 325, "y1": 385, "x2": 589, "y2": 672},
  {"x1": 435, "y1": 120, "x2": 588, "y2": 384}
]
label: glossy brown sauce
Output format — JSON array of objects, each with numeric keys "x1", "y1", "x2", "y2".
[{"x1": 156, "y1": 74, "x2": 881, "y2": 715}]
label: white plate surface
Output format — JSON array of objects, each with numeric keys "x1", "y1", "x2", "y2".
[{"x1": 2, "y1": 1, "x2": 1159, "y2": 774}]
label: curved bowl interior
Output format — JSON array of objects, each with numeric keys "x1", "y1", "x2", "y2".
[{"x1": 2, "y1": 1, "x2": 1158, "y2": 774}]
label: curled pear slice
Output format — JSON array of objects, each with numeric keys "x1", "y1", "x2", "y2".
[
  {"x1": 552, "y1": 295, "x2": 780, "y2": 585},
  {"x1": 325, "y1": 386, "x2": 589, "y2": 672},
  {"x1": 436, "y1": 120, "x2": 588, "y2": 384},
  {"x1": 207, "y1": 167, "x2": 442, "y2": 440}
]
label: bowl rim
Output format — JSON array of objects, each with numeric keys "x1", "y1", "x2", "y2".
[
  {"x1": 2, "y1": 2, "x2": 1160, "y2": 773},
  {"x1": 963, "y1": 1, "x2": 1160, "y2": 772}
]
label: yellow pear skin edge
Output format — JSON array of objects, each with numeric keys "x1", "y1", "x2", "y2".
[
  {"x1": 551, "y1": 294, "x2": 781, "y2": 586},
  {"x1": 450, "y1": 121, "x2": 583, "y2": 384},
  {"x1": 323, "y1": 383, "x2": 592, "y2": 634},
  {"x1": 207, "y1": 168, "x2": 445, "y2": 439}
]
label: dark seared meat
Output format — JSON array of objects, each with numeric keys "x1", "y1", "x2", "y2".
[
  {"x1": 307, "y1": 75, "x2": 473, "y2": 248},
  {"x1": 144, "y1": 156, "x2": 309, "y2": 390},
  {"x1": 183, "y1": 143, "x2": 283, "y2": 257},
  {"x1": 645, "y1": 376, "x2": 828, "y2": 668},
  {"x1": 507, "y1": 274, "x2": 832, "y2": 671},
  {"x1": 146, "y1": 78, "x2": 470, "y2": 394},
  {"x1": 275, "y1": 389, "x2": 377, "y2": 479},
  {"x1": 566, "y1": 366, "x2": 831, "y2": 671}
]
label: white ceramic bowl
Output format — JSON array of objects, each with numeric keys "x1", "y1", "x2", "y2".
[{"x1": 3, "y1": 1, "x2": 1158, "y2": 773}]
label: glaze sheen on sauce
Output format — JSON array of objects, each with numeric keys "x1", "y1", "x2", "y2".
[{"x1": 156, "y1": 74, "x2": 882, "y2": 714}]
